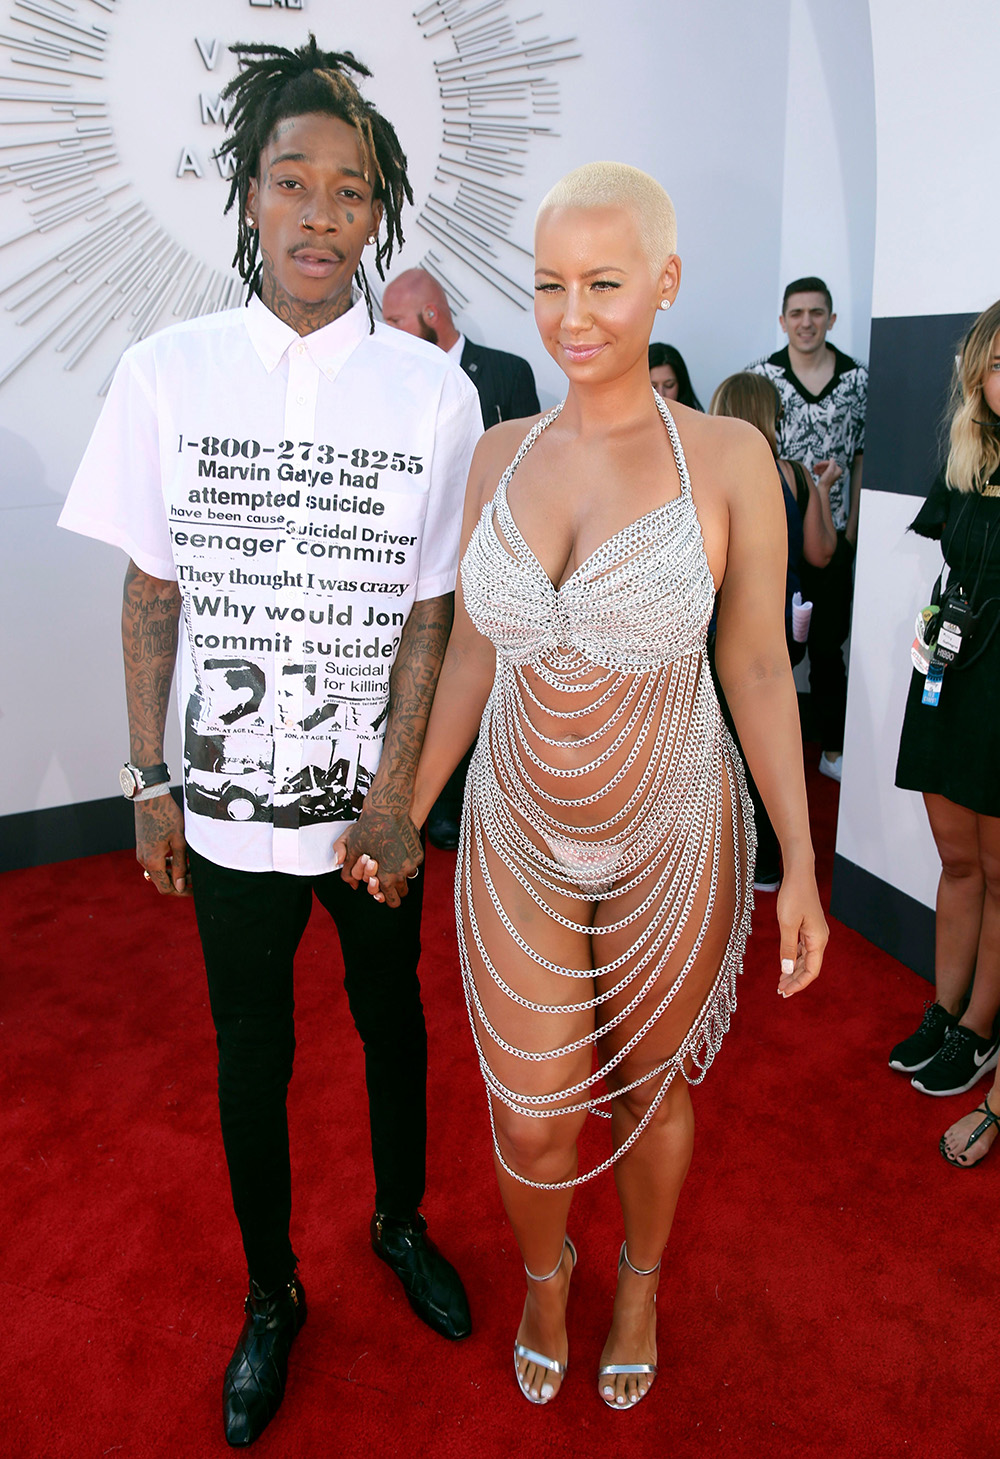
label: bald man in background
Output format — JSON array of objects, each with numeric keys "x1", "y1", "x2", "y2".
[
  {"x1": 382, "y1": 269, "x2": 540, "y2": 432},
  {"x1": 382, "y1": 268, "x2": 540, "y2": 848}
]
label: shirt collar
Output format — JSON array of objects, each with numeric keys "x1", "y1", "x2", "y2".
[
  {"x1": 447, "y1": 332, "x2": 465, "y2": 363},
  {"x1": 243, "y1": 292, "x2": 371, "y2": 376}
]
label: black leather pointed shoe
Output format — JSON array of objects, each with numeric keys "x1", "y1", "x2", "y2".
[
  {"x1": 370, "y1": 1212, "x2": 471, "y2": 1340},
  {"x1": 427, "y1": 806, "x2": 460, "y2": 851},
  {"x1": 222, "y1": 1274, "x2": 306, "y2": 1447}
]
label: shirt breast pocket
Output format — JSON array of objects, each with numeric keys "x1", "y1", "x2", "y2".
[{"x1": 349, "y1": 483, "x2": 428, "y2": 582}]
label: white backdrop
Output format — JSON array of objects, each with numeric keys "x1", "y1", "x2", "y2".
[
  {"x1": 837, "y1": 0, "x2": 1000, "y2": 918},
  {"x1": 0, "y1": 0, "x2": 875, "y2": 832}
]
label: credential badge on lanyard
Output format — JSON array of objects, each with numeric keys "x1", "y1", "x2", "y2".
[
  {"x1": 921, "y1": 661, "x2": 944, "y2": 708},
  {"x1": 934, "y1": 591, "x2": 972, "y2": 664}
]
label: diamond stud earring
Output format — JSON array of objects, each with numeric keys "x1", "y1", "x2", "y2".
[{"x1": 659, "y1": 299, "x2": 672, "y2": 311}]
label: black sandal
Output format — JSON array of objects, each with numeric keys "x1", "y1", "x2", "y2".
[{"x1": 939, "y1": 1091, "x2": 1000, "y2": 1168}]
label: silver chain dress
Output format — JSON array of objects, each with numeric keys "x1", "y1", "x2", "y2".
[{"x1": 458, "y1": 394, "x2": 755, "y2": 1189}]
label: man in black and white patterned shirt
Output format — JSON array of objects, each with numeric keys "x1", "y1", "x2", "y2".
[{"x1": 748, "y1": 276, "x2": 867, "y2": 781}]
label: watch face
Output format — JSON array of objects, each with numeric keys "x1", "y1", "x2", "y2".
[{"x1": 120, "y1": 766, "x2": 138, "y2": 798}]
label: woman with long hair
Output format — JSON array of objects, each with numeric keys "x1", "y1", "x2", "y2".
[
  {"x1": 648, "y1": 340, "x2": 702, "y2": 410},
  {"x1": 893, "y1": 300, "x2": 1000, "y2": 1150},
  {"x1": 709, "y1": 372, "x2": 837, "y2": 889},
  {"x1": 345, "y1": 163, "x2": 826, "y2": 1409},
  {"x1": 710, "y1": 371, "x2": 837, "y2": 592}
]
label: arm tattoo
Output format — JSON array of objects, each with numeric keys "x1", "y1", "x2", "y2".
[
  {"x1": 367, "y1": 593, "x2": 454, "y2": 817},
  {"x1": 122, "y1": 560, "x2": 181, "y2": 764},
  {"x1": 344, "y1": 594, "x2": 454, "y2": 881}
]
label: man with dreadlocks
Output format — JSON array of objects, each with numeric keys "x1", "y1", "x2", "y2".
[{"x1": 59, "y1": 37, "x2": 481, "y2": 1446}]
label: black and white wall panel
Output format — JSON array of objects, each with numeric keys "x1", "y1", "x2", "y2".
[{"x1": 832, "y1": 0, "x2": 1000, "y2": 978}]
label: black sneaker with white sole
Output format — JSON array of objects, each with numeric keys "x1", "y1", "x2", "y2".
[
  {"x1": 889, "y1": 1001, "x2": 958, "y2": 1073},
  {"x1": 752, "y1": 864, "x2": 781, "y2": 893},
  {"x1": 910, "y1": 1024, "x2": 1000, "y2": 1097}
]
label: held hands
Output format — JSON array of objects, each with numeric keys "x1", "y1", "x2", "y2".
[
  {"x1": 775, "y1": 867, "x2": 827, "y2": 998},
  {"x1": 811, "y1": 459, "x2": 842, "y2": 494},
  {"x1": 333, "y1": 806, "x2": 423, "y2": 908},
  {"x1": 135, "y1": 792, "x2": 190, "y2": 896}
]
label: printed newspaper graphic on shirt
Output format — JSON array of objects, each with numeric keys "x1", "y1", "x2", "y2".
[
  {"x1": 173, "y1": 430, "x2": 425, "y2": 827},
  {"x1": 58, "y1": 296, "x2": 481, "y2": 875}
]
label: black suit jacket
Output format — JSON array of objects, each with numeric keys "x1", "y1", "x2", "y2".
[{"x1": 460, "y1": 339, "x2": 540, "y2": 429}]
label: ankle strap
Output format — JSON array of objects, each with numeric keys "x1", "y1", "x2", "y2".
[
  {"x1": 525, "y1": 1237, "x2": 572, "y2": 1283},
  {"x1": 622, "y1": 1242, "x2": 661, "y2": 1277}
]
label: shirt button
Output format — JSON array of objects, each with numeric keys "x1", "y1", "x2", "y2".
[
  {"x1": 296, "y1": 394, "x2": 306, "y2": 404},
  {"x1": 296, "y1": 344, "x2": 305, "y2": 355}
]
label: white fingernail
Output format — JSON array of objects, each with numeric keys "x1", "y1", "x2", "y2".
[{"x1": 781, "y1": 958, "x2": 794, "y2": 976}]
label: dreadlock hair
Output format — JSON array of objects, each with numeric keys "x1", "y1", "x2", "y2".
[{"x1": 218, "y1": 35, "x2": 413, "y2": 330}]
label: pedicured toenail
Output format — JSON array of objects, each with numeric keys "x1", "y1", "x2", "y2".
[
  {"x1": 541, "y1": 1383, "x2": 554, "y2": 1399},
  {"x1": 603, "y1": 1386, "x2": 614, "y2": 1398},
  {"x1": 617, "y1": 1395, "x2": 625, "y2": 1405}
]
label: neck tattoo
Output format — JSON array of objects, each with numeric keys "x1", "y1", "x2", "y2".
[{"x1": 259, "y1": 250, "x2": 354, "y2": 336}]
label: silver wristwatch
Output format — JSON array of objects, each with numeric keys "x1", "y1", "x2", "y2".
[{"x1": 120, "y1": 762, "x2": 170, "y2": 799}]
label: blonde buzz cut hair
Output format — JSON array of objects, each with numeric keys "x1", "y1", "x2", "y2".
[{"x1": 536, "y1": 161, "x2": 677, "y2": 272}]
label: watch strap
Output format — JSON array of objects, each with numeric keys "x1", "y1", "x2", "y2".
[
  {"x1": 120, "y1": 762, "x2": 170, "y2": 798},
  {"x1": 133, "y1": 782, "x2": 173, "y2": 803}
]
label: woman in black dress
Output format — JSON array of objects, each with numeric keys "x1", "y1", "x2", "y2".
[{"x1": 891, "y1": 300, "x2": 1000, "y2": 1156}]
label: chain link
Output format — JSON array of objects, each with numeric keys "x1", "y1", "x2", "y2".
[{"x1": 456, "y1": 397, "x2": 757, "y2": 1187}]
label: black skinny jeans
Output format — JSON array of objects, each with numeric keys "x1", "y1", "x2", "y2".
[{"x1": 188, "y1": 845, "x2": 427, "y2": 1291}]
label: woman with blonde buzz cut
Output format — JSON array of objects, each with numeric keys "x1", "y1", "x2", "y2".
[{"x1": 346, "y1": 161, "x2": 826, "y2": 1410}]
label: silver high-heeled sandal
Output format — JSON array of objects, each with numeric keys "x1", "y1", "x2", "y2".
[
  {"x1": 598, "y1": 1241, "x2": 660, "y2": 1410},
  {"x1": 513, "y1": 1236, "x2": 578, "y2": 1405}
]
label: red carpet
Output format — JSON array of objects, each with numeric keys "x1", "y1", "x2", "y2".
[{"x1": 2, "y1": 755, "x2": 990, "y2": 1458}]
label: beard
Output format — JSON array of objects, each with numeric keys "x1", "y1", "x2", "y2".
[{"x1": 418, "y1": 317, "x2": 439, "y2": 346}]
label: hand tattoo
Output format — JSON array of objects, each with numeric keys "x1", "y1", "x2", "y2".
[{"x1": 342, "y1": 808, "x2": 423, "y2": 888}]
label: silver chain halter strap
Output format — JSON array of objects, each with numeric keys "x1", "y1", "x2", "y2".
[{"x1": 457, "y1": 393, "x2": 756, "y2": 1190}]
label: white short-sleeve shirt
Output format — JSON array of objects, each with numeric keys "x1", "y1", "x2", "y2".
[{"x1": 60, "y1": 295, "x2": 482, "y2": 875}]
